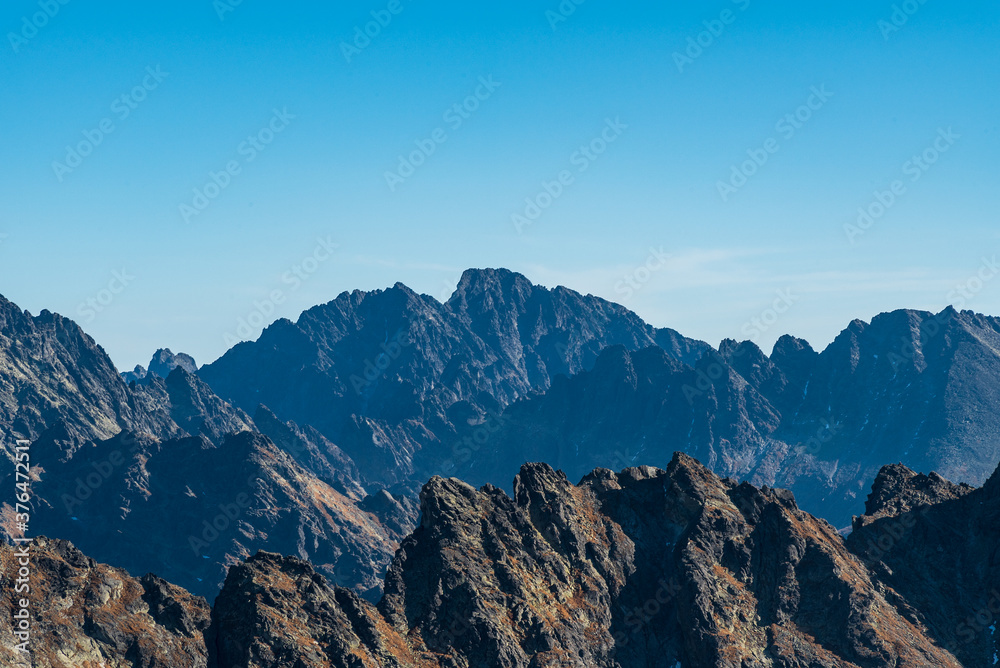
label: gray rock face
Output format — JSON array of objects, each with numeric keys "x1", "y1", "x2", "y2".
[
  {"x1": 0, "y1": 296, "x2": 177, "y2": 450},
  {"x1": 457, "y1": 345, "x2": 781, "y2": 499},
  {"x1": 0, "y1": 292, "x2": 414, "y2": 603},
  {"x1": 193, "y1": 271, "x2": 1000, "y2": 529},
  {"x1": 6, "y1": 278, "x2": 1000, "y2": 666},
  {"x1": 454, "y1": 307, "x2": 1000, "y2": 528}
]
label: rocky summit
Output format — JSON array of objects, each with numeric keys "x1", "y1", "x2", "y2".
[{"x1": 197, "y1": 268, "x2": 709, "y2": 490}]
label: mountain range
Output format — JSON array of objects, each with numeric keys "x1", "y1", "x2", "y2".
[
  {"x1": 1, "y1": 268, "x2": 1000, "y2": 665},
  {"x1": 196, "y1": 269, "x2": 1000, "y2": 528}
]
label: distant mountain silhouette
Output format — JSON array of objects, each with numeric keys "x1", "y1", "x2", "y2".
[
  {"x1": 198, "y1": 268, "x2": 708, "y2": 489},
  {"x1": 123, "y1": 347, "x2": 199, "y2": 383}
]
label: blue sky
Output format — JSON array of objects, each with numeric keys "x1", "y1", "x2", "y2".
[{"x1": 1, "y1": 0, "x2": 997, "y2": 370}]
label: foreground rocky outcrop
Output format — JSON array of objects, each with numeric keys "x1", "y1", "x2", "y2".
[
  {"x1": 0, "y1": 537, "x2": 211, "y2": 667},
  {"x1": 847, "y1": 461, "x2": 1000, "y2": 667},
  {"x1": 366, "y1": 454, "x2": 958, "y2": 667},
  {"x1": 210, "y1": 454, "x2": 970, "y2": 666},
  {"x1": 13, "y1": 454, "x2": 979, "y2": 667}
]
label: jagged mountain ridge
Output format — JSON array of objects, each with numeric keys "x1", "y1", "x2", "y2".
[
  {"x1": 7, "y1": 428, "x2": 413, "y2": 600},
  {"x1": 847, "y1": 460, "x2": 1000, "y2": 667},
  {"x1": 0, "y1": 299, "x2": 415, "y2": 601},
  {"x1": 10, "y1": 454, "x2": 996, "y2": 667},
  {"x1": 446, "y1": 304, "x2": 1000, "y2": 527},
  {"x1": 0, "y1": 294, "x2": 176, "y2": 449},
  {"x1": 198, "y1": 268, "x2": 710, "y2": 488},
  {"x1": 193, "y1": 269, "x2": 1000, "y2": 528},
  {"x1": 4, "y1": 273, "x2": 1000, "y2": 608}
]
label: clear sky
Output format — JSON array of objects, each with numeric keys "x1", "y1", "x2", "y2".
[{"x1": 1, "y1": 0, "x2": 997, "y2": 371}]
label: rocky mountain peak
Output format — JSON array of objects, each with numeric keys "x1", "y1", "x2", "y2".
[
  {"x1": 855, "y1": 461, "x2": 974, "y2": 529},
  {"x1": 148, "y1": 348, "x2": 198, "y2": 377},
  {"x1": 448, "y1": 267, "x2": 535, "y2": 304},
  {"x1": 418, "y1": 475, "x2": 482, "y2": 529},
  {"x1": 770, "y1": 332, "x2": 815, "y2": 360}
]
